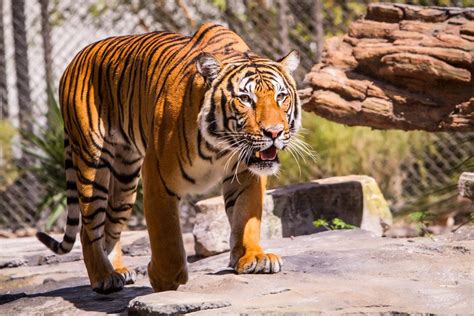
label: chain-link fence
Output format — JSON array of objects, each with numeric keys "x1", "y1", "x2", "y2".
[{"x1": 0, "y1": 0, "x2": 472, "y2": 231}]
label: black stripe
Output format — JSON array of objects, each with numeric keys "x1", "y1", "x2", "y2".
[
  {"x1": 66, "y1": 216, "x2": 80, "y2": 226},
  {"x1": 59, "y1": 243, "x2": 68, "y2": 253},
  {"x1": 156, "y1": 159, "x2": 181, "y2": 200},
  {"x1": 178, "y1": 159, "x2": 196, "y2": 184},
  {"x1": 66, "y1": 181, "x2": 76, "y2": 191},
  {"x1": 105, "y1": 229, "x2": 120, "y2": 240},
  {"x1": 78, "y1": 193, "x2": 107, "y2": 204},
  {"x1": 65, "y1": 159, "x2": 74, "y2": 169},
  {"x1": 90, "y1": 234, "x2": 104, "y2": 243},
  {"x1": 82, "y1": 207, "x2": 106, "y2": 221},
  {"x1": 67, "y1": 196, "x2": 79, "y2": 205},
  {"x1": 106, "y1": 212, "x2": 128, "y2": 224},
  {"x1": 108, "y1": 203, "x2": 133, "y2": 212},
  {"x1": 92, "y1": 221, "x2": 105, "y2": 230},
  {"x1": 74, "y1": 167, "x2": 109, "y2": 194},
  {"x1": 52, "y1": 241, "x2": 59, "y2": 253},
  {"x1": 197, "y1": 131, "x2": 213, "y2": 162},
  {"x1": 63, "y1": 234, "x2": 76, "y2": 243}
]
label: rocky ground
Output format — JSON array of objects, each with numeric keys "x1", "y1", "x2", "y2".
[{"x1": 0, "y1": 227, "x2": 473, "y2": 315}]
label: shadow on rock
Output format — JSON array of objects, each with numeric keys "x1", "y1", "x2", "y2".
[{"x1": 0, "y1": 285, "x2": 153, "y2": 314}]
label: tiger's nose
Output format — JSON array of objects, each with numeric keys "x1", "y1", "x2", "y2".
[{"x1": 262, "y1": 125, "x2": 284, "y2": 140}]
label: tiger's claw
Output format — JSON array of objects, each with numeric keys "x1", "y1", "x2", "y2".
[{"x1": 234, "y1": 252, "x2": 282, "y2": 274}]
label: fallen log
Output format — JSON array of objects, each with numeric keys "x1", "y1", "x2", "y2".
[{"x1": 301, "y1": 3, "x2": 474, "y2": 132}]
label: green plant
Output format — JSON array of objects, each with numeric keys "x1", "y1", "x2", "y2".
[
  {"x1": 23, "y1": 89, "x2": 146, "y2": 228},
  {"x1": 0, "y1": 120, "x2": 19, "y2": 190},
  {"x1": 270, "y1": 113, "x2": 432, "y2": 207},
  {"x1": 22, "y1": 89, "x2": 66, "y2": 229},
  {"x1": 313, "y1": 217, "x2": 355, "y2": 231},
  {"x1": 408, "y1": 210, "x2": 435, "y2": 237}
]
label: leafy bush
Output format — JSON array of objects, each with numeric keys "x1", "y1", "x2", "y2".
[
  {"x1": 313, "y1": 217, "x2": 355, "y2": 231},
  {"x1": 22, "y1": 90, "x2": 66, "y2": 229}
]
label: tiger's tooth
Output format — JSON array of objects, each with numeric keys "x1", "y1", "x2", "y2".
[{"x1": 256, "y1": 151, "x2": 260, "y2": 158}]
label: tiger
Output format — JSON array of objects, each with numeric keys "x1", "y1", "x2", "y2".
[{"x1": 36, "y1": 23, "x2": 301, "y2": 294}]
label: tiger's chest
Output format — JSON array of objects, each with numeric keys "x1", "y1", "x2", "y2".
[{"x1": 177, "y1": 153, "x2": 233, "y2": 195}]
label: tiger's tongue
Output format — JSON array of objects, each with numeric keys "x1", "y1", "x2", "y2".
[{"x1": 259, "y1": 146, "x2": 277, "y2": 161}]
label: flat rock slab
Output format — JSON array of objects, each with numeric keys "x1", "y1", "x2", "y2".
[
  {"x1": 193, "y1": 175, "x2": 393, "y2": 257},
  {"x1": 129, "y1": 291, "x2": 231, "y2": 315},
  {"x1": 1, "y1": 228, "x2": 473, "y2": 314}
]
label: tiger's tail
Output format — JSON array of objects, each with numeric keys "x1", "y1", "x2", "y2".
[
  {"x1": 36, "y1": 135, "x2": 81, "y2": 255},
  {"x1": 36, "y1": 216, "x2": 80, "y2": 255},
  {"x1": 36, "y1": 208, "x2": 80, "y2": 254}
]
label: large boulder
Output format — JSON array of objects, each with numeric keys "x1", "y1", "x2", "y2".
[
  {"x1": 301, "y1": 3, "x2": 474, "y2": 132},
  {"x1": 193, "y1": 175, "x2": 392, "y2": 257}
]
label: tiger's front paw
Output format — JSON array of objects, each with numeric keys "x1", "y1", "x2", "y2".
[
  {"x1": 115, "y1": 267, "x2": 137, "y2": 285},
  {"x1": 148, "y1": 261, "x2": 188, "y2": 292},
  {"x1": 234, "y1": 252, "x2": 282, "y2": 274},
  {"x1": 92, "y1": 271, "x2": 125, "y2": 294}
]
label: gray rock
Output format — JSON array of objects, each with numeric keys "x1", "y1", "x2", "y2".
[
  {"x1": 458, "y1": 172, "x2": 474, "y2": 200},
  {"x1": 0, "y1": 258, "x2": 27, "y2": 269},
  {"x1": 193, "y1": 175, "x2": 392, "y2": 256},
  {"x1": 193, "y1": 197, "x2": 230, "y2": 257},
  {"x1": 128, "y1": 291, "x2": 231, "y2": 315},
  {"x1": 193, "y1": 196, "x2": 281, "y2": 257},
  {"x1": 1, "y1": 228, "x2": 473, "y2": 314}
]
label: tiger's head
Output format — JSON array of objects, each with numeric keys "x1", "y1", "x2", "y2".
[{"x1": 197, "y1": 51, "x2": 301, "y2": 176}]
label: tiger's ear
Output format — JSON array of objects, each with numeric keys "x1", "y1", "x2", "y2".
[
  {"x1": 278, "y1": 50, "x2": 300, "y2": 75},
  {"x1": 196, "y1": 53, "x2": 222, "y2": 83}
]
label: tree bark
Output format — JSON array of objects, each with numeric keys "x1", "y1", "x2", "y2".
[
  {"x1": 278, "y1": 0, "x2": 290, "y2": 54},
  {"x1": 40, "y1": 0, "x2": 52, "y2": 87},
  {"x1": 0, "y1": 0, "x2": 8, "y2": 120},
  {"x1": 12, "y1": 0, "x2": 32, "y2": 133},
  {"x1": 40, "y1": 0, "x2": 54, "y2": 124},
  {"x1": 301, "y1": 3, "x2": 474, "y2": 132},
  {"x1": 312, "y1": 0, "x2": 323, "y2": 63}
]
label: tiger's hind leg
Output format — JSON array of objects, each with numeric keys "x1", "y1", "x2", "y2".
[
  {"x1": 73, "y1": 147, "x2": 126, "y2": 294},
  {"x1": 105, "y1": 144, "x2": 143, "y2": 285}
]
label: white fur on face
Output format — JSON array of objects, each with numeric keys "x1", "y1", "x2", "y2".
[{"x1": 248, "y1": 162, "x2": 280, "y2": 176}]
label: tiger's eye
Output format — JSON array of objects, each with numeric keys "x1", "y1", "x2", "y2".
[
  {"x1": 277, "y1": 92, "x2": 287, "y2": 102},
  {"x1": 239, "y1": 95, "x2": 251, "y2": 104}
]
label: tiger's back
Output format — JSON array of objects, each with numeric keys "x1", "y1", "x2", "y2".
[{"x1": 60, "y1": 25, "x2": 248, "y2": 154}]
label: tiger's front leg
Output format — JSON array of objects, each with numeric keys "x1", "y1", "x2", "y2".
[
  {"x1": 223, "y1": 169, "x2": 282, "y2": 274},
  {"x1": 142, "y1": 149, "x2": 188, "y2": 292}
]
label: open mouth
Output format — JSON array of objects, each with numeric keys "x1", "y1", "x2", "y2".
[{"x1": 249, "y1": 145, "x2": 279, "y2": 164}]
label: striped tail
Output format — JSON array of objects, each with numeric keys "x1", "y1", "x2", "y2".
[
  {"x1": 36, "y1": 216, "x2": 80, "y2": 254},
  {"x1": 37, "y1": 134, "x2": 82, "y2": 254}
]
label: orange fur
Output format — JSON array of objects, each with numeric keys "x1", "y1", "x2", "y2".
[{"x1": 36, "y1": 23, "x2": 301, "y2": 293}]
